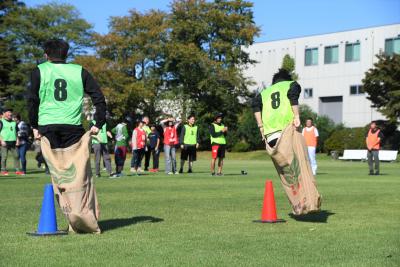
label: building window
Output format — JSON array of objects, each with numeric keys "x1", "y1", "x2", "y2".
[
  {"x1": 305, "y1": 48, "x2": 318, "y2": 66},
  {"x1": 385, "y1": 37, "x2": 400, "y2": 56},
  {"x1": 345, "y1": 42, "x2": 360, "y2": 62},
  {"x1": 350, "y1": 85, "x2": 364, "y2": 95},
  {"x1": 324, "y1": 45, "x2": 339, "y2": 64},
  {"x1": 304, "y1": 88, "x2": 313, "y2": 98}
]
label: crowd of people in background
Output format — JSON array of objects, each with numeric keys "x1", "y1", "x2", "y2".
[
  {"x1": 93, "y1": 112, "x2": 228, "y2": 178},
  {"x1": 0, "y1": 105, "x2": 383, "y2": 178},
  {"x1": 0, "y1": 106, "x2": 230, "y2": 177}
]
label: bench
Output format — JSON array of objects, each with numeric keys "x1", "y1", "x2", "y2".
[
  {"x1": 338, "y1": 149, "x2": 398, "y2": 162},
  {"x1": 379, "y1": 150, "x2": 398, "y2": 162},
  {"x1": 338, "y1": 150, "x2": 367, "y2": 161}
]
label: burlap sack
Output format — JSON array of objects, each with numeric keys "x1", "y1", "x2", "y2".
[
  {"x1": 41, "y1": 132, "x2": 101, "y2": 234},
  {"x1": 266, "y1": 125, "x2": 321, "y2": 215}
]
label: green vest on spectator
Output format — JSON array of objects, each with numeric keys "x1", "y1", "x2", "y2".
[
  {"x1": 0, "y1": 119, "x2": 17, "y2": 141},
  {"x1": 210, "y1": 123, "x2": 226, "y2": 145},
  {"x1": 184, "y1": 124, "x2": 198, "y2": 145}
]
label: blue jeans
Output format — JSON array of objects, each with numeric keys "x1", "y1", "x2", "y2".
[
  {"x1": 17, "y1": 143, "x2": 28, "y2": 172},
  {"x1": 164, "y1": 145, "x2": 176, "y2": 173}
]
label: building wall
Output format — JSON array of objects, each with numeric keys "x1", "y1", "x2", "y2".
[{"x1": 244, "y1": 24, "x2": 400, "y2": 127}]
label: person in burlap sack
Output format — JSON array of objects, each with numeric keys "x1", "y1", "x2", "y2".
[
  {"x1": 252, "y1": 69, "x2": 321, "y2": 215},
  {"x1": 27, "y1": 39, "x2": 107, "y2": 233}
]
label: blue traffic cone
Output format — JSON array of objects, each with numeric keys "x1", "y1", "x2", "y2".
[{"x1": 27, "y1": 184, "x2": 67, "y2": 236}]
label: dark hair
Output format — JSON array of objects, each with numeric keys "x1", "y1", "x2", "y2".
[
  {"x1": 43, "y1": 39, "x2": 69, "y2": 60},
  {"x1": 187, "y1": 114, "x2": 195, "y2": 120},
  {"x1": 14, "y1": 113, "x2": 21, "y2": 121},
  {"x1": 272, "y1": 68, "x2": 292, "y2": 84},
  {"x1": 306, "y1": 117, "x2": 313, "y2": 122}
]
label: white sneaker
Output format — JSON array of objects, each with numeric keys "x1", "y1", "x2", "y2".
[
  {"x1": 174, "y1": 171, "x2": 179, "y2": 175},
  {"x1": 130, "y1": 167, "x2": 135, "y2": 173},
  {"x1": 167, "y1": 172, "x2": 173, "y2": 175}
]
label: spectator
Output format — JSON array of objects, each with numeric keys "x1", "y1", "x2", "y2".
[
  {"x1": 0, "y1": 108, "x2": 21, "y2": 175},
  {"x1": 91, "y1": 119, "x2": 112, "y2": 177},
  {"x1": 179, "y1": 114, "x2": 199, "y2": 173},
  {"x1": 302, "y1": 118, "x2": 319, "y2": 175},
  {"x1": 14, "y1": 113, "x2": 30, "y2": 175},
  {"x1": 366, "y1": 121, "x2": 383, "y2": 175},
  {"x1": 161, "y1": 117, "x2": 180, "y2": 175},
  {"x1": 148, "y1": 125, "x2": 160, "y2": 172},
  {"x1": 130, "y1": 119, "x2": 147, "y2": 176},
  {"x1": 209, "y1": 113, "x2": 227, "y2": 176},
  {"x1": 142, "y1": 116, "x2": 152, "y2": 171},
  {"x1": 111, "y1": 117, "x2": 130, "y2": 178}
]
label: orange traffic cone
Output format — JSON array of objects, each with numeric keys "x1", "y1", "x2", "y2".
[{"x1": 254, "y1": 180, "x2": 285, "y2": 223}]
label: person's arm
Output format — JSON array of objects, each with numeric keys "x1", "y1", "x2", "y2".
[
  {"x1": 156, "y1": 134, "x2": 160, "y2": 151},
  {"x1": 26, "y1": 68, "x2": 42, "y2": 139},
  {"x1": 209, "y1": 124, "x2": 224, "y2": 138},
  {"x1": 160, "y1": 118, "x2": 169, "y2": 129},
  {"x1": 288, "y1": 81, "x2": 301, "y2": 127},
  {"x1": 131, "y1": 130, "x2": 137, "y2": 150},
  {"x1": 180, "y1": 126, "x2": 186, "y2": 147},
  {"x1": 196, "y1": 127, "x2": 200, "y2": 148},
  {"x1": 252, "y1": 93, "x2": 265, "y2": 141},
  {"x1": 82, "y1": 68, "x2": 106, "y2": 131}
]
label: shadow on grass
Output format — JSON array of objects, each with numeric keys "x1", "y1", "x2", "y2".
[
  {"x1": 289, "y1": 210, "x2": 335, "y2": 223},
  {"x1": 99, "y1": 216, "x2": 164, "y2": 232}
]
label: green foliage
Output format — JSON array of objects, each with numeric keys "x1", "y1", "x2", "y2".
[
  {"x1": 235, "y1": 106, "x2": 263, "y2": 150},
  {"x1": 1, "y1": 2, "x2": 94, "y2": 97},
  {"x1": 281, "y1": 54, "x2": 298, "y2": 80},
  {"x1": 324, "y1": 127, "x2": 368, "y2": 154},
  {"x1": 231, "y1": 141, "x2": 250, "y2": 152},
  {"x1": 362, "y1": 54, "x2": 400, "y2": 123}
]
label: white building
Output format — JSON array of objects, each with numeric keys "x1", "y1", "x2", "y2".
[{"x1": 244, "y1": 24, "x2": 400, "y2": 127}]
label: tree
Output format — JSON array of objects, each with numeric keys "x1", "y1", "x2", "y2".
[
  {"x1": 281, "y1": 54, "x2": 298, "y2": 80},
  {"x1": 91, "y1": 9, "x2": 168, "y2": 119},
  {"x1": 362, "y1": 54, "x2": 400, "y2": 123},
  {"x1": 166, "y1": 0, "x2": 260, "y2": 148},
  {"x1": 2, "y1": 3, "x2": 93, "y2": 96},
  {"x1": 1, "y1": 2, "x2": 94, "y2": 117},
  {"x1": 0, "y1": 0, "x2": 24, "y2": 103}
]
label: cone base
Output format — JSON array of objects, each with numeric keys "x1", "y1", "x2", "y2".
[
  {"x1": 253, "y1": 219, "x2": 286, "y2": 223},
  {"x1": 27, "y1": 230, "x2": 68, "y2": 236}
]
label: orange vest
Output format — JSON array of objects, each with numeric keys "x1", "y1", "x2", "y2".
[
  {"x1": 303, "y1": 126, "x2": 317, "y2": 147},
  {"x1": 367, "y1": 129, "x2": 381, "y2": 150}
]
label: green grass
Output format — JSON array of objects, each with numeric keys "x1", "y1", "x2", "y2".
[{"x1": 0, "y1": 151, "x2": 399, "y2": 266}]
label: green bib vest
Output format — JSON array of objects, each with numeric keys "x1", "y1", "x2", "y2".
[
  {"x1": 210, "y1": 123, "x2": 226, "y2": 145},
  {"x1": 183, "y1": 124, "x2": 198, "y2": 145},
  {"x1": 261, "y1": 81, "x2": 294, "y2": 135},
  {"x1": 91, "y1": 120, "x2": 108, "y2": 144},
  {"x1": 38, "y1": 62, "x2": 84, "y2": 126},
  {"x1": 0, "y1": 119, "x2": 17, "y2": 141}
]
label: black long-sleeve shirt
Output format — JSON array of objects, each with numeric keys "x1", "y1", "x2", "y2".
[
  {"x1": 252, "y1": 79, "x2": 301, "y2": 113},
  {"x1": 26, "y1": 60, "x2": 107, "y2": 131}
]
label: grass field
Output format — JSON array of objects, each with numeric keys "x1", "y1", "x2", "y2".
[{"x1": 0, "y1": 151, "x2": 399, "y2": 266}]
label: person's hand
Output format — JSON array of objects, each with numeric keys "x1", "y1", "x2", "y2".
[
  {"x1": 155, "y1": 147, "x2": 159, "y2": 153},
  {"x1": 196, "y1": 143, "x2": 199, "y2": 149},
  {"x1": 90, "y1": 126, "x2": 100, "y2": 135},
  {"x1": 16, "y1": 139, "x2": 20, "y2": 147},
  {"x1": 293, "y1": 116, "x2": 301, "y2": 128},
  {"x1": 181, "y1": 144, "x2": 184, "y2": 149},
  {"x1": 33, "y1": 129, "x2": 42, "y2": 140},
  {"x1": 1, "y1": 140, "x2": 6, "y2": 147},
  {"x1": 259, "y1": 127, "x2": 266, "y2": 143}
]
